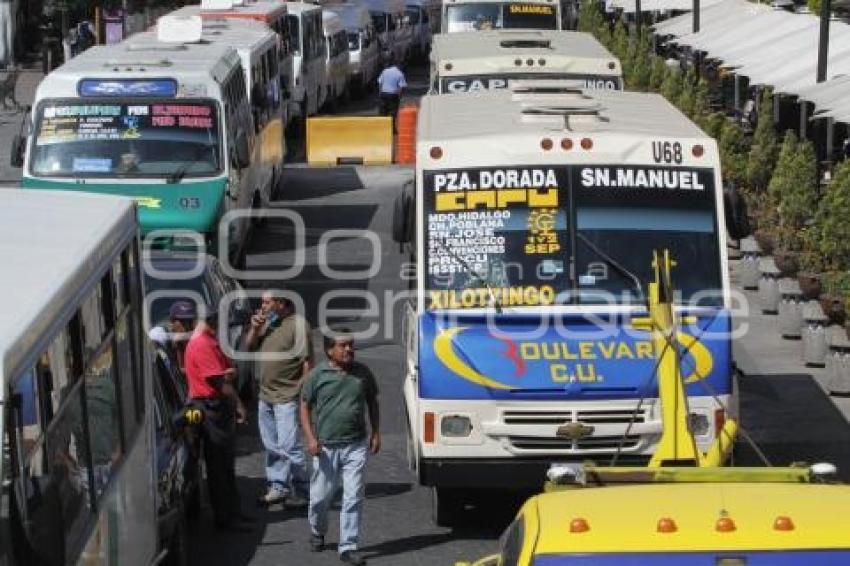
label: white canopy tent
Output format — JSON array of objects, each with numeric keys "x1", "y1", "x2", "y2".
[
  {"x1": 653, "y1": 0, "x2": 850, "y2": 122},
  {"x1": 611, "y1": 0, "x2": 725, "y2": 14}
]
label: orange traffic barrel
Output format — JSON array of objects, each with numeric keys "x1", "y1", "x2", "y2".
[{"x1": 395, "y1": 104, "x2": 418, "y2": 164}]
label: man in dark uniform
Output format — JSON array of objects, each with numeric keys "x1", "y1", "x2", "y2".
[{"x1": 184, "y1": 307, "x2": 251, "y2": 532}]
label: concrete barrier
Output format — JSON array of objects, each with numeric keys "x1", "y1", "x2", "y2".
[{"x1": 306, "y1": 116, "x2": 393, "y2": 166}]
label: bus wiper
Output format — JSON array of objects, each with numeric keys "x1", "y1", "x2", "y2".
[
  {"x1": 167, "y1": 143, "x2": 215, "y2": 185},
  {"x1": 576, "y1": 232, "x2": 644, "y2": 302},
  {"x1": 431, "y1": 236, "x2": 503, "y2": 314}
]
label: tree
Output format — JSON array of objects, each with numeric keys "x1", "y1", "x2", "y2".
[
  {"x1": 814, "y1": 159, "x2": 850, "y2": 269},
  {"x1": 626, "y1": 30, "x2": 652, "y2": 91},
  {"x1": 610, "y1": 18, "x2": 629, "y2": 63},
  {"x1": 578, "y1": 0, "x2": 605, "y2": 33},
  {"x1": 676, "y1": 69, "x2": 697, "y2": 117},
  {"x1": 700, "y1": 112, "x2": 726, "y2": 140},
  {"x1": 746, "y1": 88, "x2": 779, "y2": 192},
  {"x1": 660, "y1": 65, "x2": 682, "y2": 105},
  {"x1": 719, "y1": 120, "x2": 748, "y2": 187},
  {"x1": 648, "y1": 56, "x2": 667, "y2": 92},
  {"x1": 692, "y1": 79, "x2": 711, "y2": 119},
  {"x1": 768, "y1": 130, "x2": 799, "y2": 204}
]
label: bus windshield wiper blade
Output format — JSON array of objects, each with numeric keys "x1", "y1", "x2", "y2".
[
  {"x1": 576, "y1": 232, "x2": 644, "y2": 302},
  {"x1": 431, "y1": 236, "x2": 503, "y2": 313},
  {"x1": 167, "y1": 143, "x2": 215, "y2": 184}
]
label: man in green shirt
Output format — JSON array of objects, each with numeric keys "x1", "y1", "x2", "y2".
[
  {"x1": 243, "y1": 290, "x2": 313, "y2": 507},
  {"x1": 300, "y1": 329, "x2": 380, "y2": 566}
]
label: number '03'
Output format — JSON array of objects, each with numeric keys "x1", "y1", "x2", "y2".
[{"x1": 651, "y1": 141, "x2": 683, "y2": 165}]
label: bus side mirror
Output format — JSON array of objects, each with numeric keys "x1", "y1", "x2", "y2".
[
  {"x1": 723, "y1": 184, "x2": 751, "y2": 240},
  {"x1": 10, "y1": 134, "x2": 24, "y2": 168},
  {"x1": 234, "y1": 131, "x2": 251, "y2": 170}
]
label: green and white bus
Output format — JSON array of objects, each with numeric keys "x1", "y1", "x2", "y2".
[
  {"x1": 0, "y1": 190, "x2": 157, "y2": 565},
  {"x1": 13, "y1": 16, "x2": 263, "y2": 267}
]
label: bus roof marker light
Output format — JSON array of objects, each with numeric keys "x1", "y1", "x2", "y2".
[
  {"x1": 429, "y1": 146, "x2": 443, "y2": 160},
  {"x1": 608, "y1": 61, "x2": 616, "y2": 70},
  {"x1": 515, "y1": 58, "x2": 522, "y2": 66},
  {"x1": 773, "y1": 516, "x2": 795, "y2": 531},
  {"x1": 716, "y1": 517, "x2": 736, "y2": 532},
  {"x1": 538, "y1": 58, "x2": 546, "y2": 66},
  {"x1": 692, "y1": 144, "x2": 705, "y2": 158},
  {"x1": 157, "y1": 14, "x2": 204, "y2": 44},
  {"x1": 526, "y1": 58, "x2": 534, "y2": 66},
  {"x1": 580, "y1": 138, "x2": 593, "y2": 150},
  {"x1": 657, "y1": 517, "x2": 677, "y2": 533},
  {"x1": 445, "y1": 62, "x2": 453, "y2": 71},
  {"x1": 561, "y1": 138, "x2": 573, "y2": 151},
  {"x1": 541, "y1": 138, "x2": 553, "y2": 151},
  {"x1": 569, "y1": 518, "x2": 590, "y2": 533}
]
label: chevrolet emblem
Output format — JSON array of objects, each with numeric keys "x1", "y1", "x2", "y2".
[
  {"x1": 133, "y1": 196, "x2": 162, "y2": 209},
  {"x1": 555, "y1": 422, "x2": 595, "y2": 440}
]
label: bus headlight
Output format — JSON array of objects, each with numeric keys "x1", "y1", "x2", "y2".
[
  {"x1": 441, "y1": 415, "x2": 473, "y2": 438},
  {"x1": 689, "y1": 412, "x2": 710, "y2": 437}
]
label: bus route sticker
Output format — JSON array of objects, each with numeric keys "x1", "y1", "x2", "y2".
[{"x1": 424, "y1": 166, "x2": 569, "y2": 310}]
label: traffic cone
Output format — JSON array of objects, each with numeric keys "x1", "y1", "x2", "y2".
[{"x1": 395, "y1": 104, "x2": 418, "y2": 164}]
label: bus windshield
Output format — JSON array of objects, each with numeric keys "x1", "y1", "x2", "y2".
[
  {"x1": 422, "y1": 165, "x2": 721, "y2": 310},
  {"x1": 445, "y1": 2, "x2": 558, "y2": 32},
  {"x1": 31, "y1": 101, "x2": 221, "y2": 179},
  {"x1": 574, "y1": 165, "x2": 721, "y2": 306}
]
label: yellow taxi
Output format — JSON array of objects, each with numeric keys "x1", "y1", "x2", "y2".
[{"x1": 457, "y1": 466, "x2": 850, "y2": 566}]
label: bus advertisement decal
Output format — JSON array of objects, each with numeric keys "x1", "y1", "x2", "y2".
[
  {"x1": 417, "y1": 310, "x2": 732, "y2": 400},
  {"x1": 424, "y1": 166, "x2": 570, "y2": 311},
  {"x1": 441, "y1": 74, "x2": 621, "y2": 94}
]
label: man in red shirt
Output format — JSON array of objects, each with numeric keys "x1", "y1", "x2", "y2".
[{"x1": 184, "y1": 308, "x2": 250, "y2": 531}]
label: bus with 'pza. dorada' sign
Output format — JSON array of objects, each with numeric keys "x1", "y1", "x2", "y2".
[
  {"x1": 13, "y1": 15, "x2": 268, "y2": 269},
  {"x1": 430, "y1": 30, "x2": 622, "y2": 94},
  {"x1": 393, "y1": 86, "x2": 748, "y2": 525},
  {"x1": 442, "y1": 0, "x2": 562, "y2": 33}
]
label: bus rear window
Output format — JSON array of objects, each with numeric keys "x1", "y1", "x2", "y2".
[
  {"x1": 445, "y1": 2, "x2": 557, "y2": 32},
  {"x1": 31, "y1": 101, "x2": 221, "y2": 179}
]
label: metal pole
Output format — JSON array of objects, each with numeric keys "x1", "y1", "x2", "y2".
[
  {"x1": 734, "y1": 74, "x2": 741, "y2": 113},
  {"x1": 636, "y1": 0, "x2": 642, "y2": 37},
  {"x1": 693, "y1": 0, "x2": 700, "y2": 33},
  {"x1": 817, "y1": 0, "x2": 831, "y2": 83},
  {"x1": 800, "y1": 101, "x2": 808, "y2": 139},
  {"x1": 773, "y1": 92, "x2": 780, "y2": 124},
  {"x1": 826, "y1": 117, "x2": 835, "y2": 161}
]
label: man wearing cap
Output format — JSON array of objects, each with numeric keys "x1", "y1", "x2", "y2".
[
  {"x1": 243, "y1": 290, "x2": 313, "y2": 508},
  {"x1": 149, "y1": 300, "x2": 197, "y2": 375},
  {"x1": 184, "y1": 307, "x2": 251, "y2": 532}
]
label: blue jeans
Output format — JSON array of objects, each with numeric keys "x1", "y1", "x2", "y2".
[
  {"x1": 257, "y1": 399, "x2": 308, "y2": 497},
  {"x1": 308, "y1": 440, "x2": 368, "y2": 554}
]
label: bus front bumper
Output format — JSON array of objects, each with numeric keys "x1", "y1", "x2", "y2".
[{"x1": 419, "y1": 456, "x2": 650, "y2": 489}]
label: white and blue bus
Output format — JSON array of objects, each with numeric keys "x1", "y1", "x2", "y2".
[
  {"x1": 397, "y1": 86, "x2": 740, "y2": 525},
  {"x1": 0, "y1": 191, "x2": 157, "y2": 565}
]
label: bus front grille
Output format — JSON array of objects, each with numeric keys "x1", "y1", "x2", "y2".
[
  {"x1": 507, "y1": 435, "x2": 642, "y2": 452},
  {"x1": 502, "y1": 407, "x2": 649, "y2": 426}
]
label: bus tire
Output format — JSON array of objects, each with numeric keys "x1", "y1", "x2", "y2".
[{"x1": 431, "y1": 487, "x2": 463, "y2": 528}]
